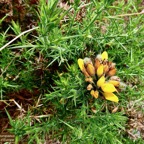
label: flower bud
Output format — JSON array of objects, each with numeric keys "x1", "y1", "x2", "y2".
[
  {"x1": 104, "y1": 64, "x2": 109, "y2": 73},
  {"x1": 85, "y1": 77, "x2": 93, "y2": 83},
  {"x1": 83, "y1": 69, "x2": 90, "y2": 77},
  {"x1": 87, "y1": 84, "x2": 93, "y2": 91},
  {"x1": 94, "y1": 59, "x2": 101, "y2": 70},
  {"x1": 90, "y1": 90, "x2": 99, "y2": 98},
  {"x1": 86, "y1": 63, "x2": 95, "y2": 76},
  {"x1": 107, "y1": 68, "x2": 116, "y2": 76}
]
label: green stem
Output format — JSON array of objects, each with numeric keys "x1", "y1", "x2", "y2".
[{"x1": 15, "y1": 135, "x2": 19, "y2": 144}]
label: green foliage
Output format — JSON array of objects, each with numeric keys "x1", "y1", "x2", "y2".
[
  {"x1": 44, "y1": 64, "x2": 128, "y2": 143},
  {"x1": 6, "y1": 110, "x2": 55, "y2": 143}
]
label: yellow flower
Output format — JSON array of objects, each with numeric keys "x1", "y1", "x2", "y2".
[
  {"x1": 101, "y1": 83, "x2": 117, "y2": 93},
  {"x1": 97, "y1": 76, "x2": 105, "y2": 87},
  {"x1": 101, "y1": 51, "x2": 108, "y2": 60},
  {"x1": 96, "y1": 76, "x2": 119, "y2": 102},
  {"x1": 103, "y1": 92, "x2": 119, "y2": 103},
  {"x1": 90, "y1": 90, "x2": 99, "y2": 98},
  {"x1": 78, "y1": 51, "x2": 120, "y2": 103},
  {"x1": 96, "y1": 77, "x2": 119, "y2": 102},
  {"x1": 97, "y1": 64, "x2": 104, "y2": 77}
]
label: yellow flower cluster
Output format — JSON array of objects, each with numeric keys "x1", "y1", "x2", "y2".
[{"x1": 78, "y1": 51, "x2": 122, "y2": 103}]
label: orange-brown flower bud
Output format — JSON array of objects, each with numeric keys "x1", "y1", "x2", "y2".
[
  {"x1": 85, "y1": 77, "x2": 93, "y2": 83},
  {"x1": 108, "y1": 61, "x2": 112, "y2": 67},
  {"x1": 83, "y1": 69, "x2": 90, "y2": 77},
  {"x1": 94, "y1": 59, "x2": 101, "y2": 70},
  {"x1": 107, "y1": 68, "x2": 116, "y2": 76},
  {"x1": 86, "y1": 63, "x2": 95, "y2": 76},
  {"x1": 87, "y1": 84, "x2": 93, "y2": 91},
  {"x1": 104, "y1": 64, "x2": 109, "y2": 73}
]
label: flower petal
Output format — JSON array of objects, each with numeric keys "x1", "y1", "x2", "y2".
[
  {"x1": 97, "y1": 76, "x2": 105, "y2": 87},
  {"x1": 109, "y1": 80, "x2": 120, "y2": 87},
  {"x1": 101, "y1": 83, "x2": 117, "y2": 93},
  {"x1": 78, "y1": 59, "x2": 84, "y2": 71},
  {"x1": 90, "y1": 90, "x2": 99, "y2": 98},
  {"x1": 101, "y1": 51, "x2": 108, "y2": 60},
  {"x1": 103, "y1": 92, "x2": 119, "y2": 103},
  {"x1": 97, "y1": 64, "x2": 104, "y2": 77},
  {"x1": 78, "y1": 59, "x2": 90, "y2": 77}
]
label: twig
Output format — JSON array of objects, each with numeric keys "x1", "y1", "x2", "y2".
[
  {"x1": 0, "y1": 26, "x2": 39, "y2": 52},
  {"x1": 79, "y1": 2, "x2": 92, "y2": 9},
  {"x1": 9, "y1": 99, "x2": 26, "y2": 112},
  {"x1": 107, "y1": 11, "x2": 144, "y2": 18}
]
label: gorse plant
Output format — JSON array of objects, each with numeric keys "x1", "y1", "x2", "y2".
[{"x1": 78, "y1": 51, "x2": 126, "y2": 103}]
